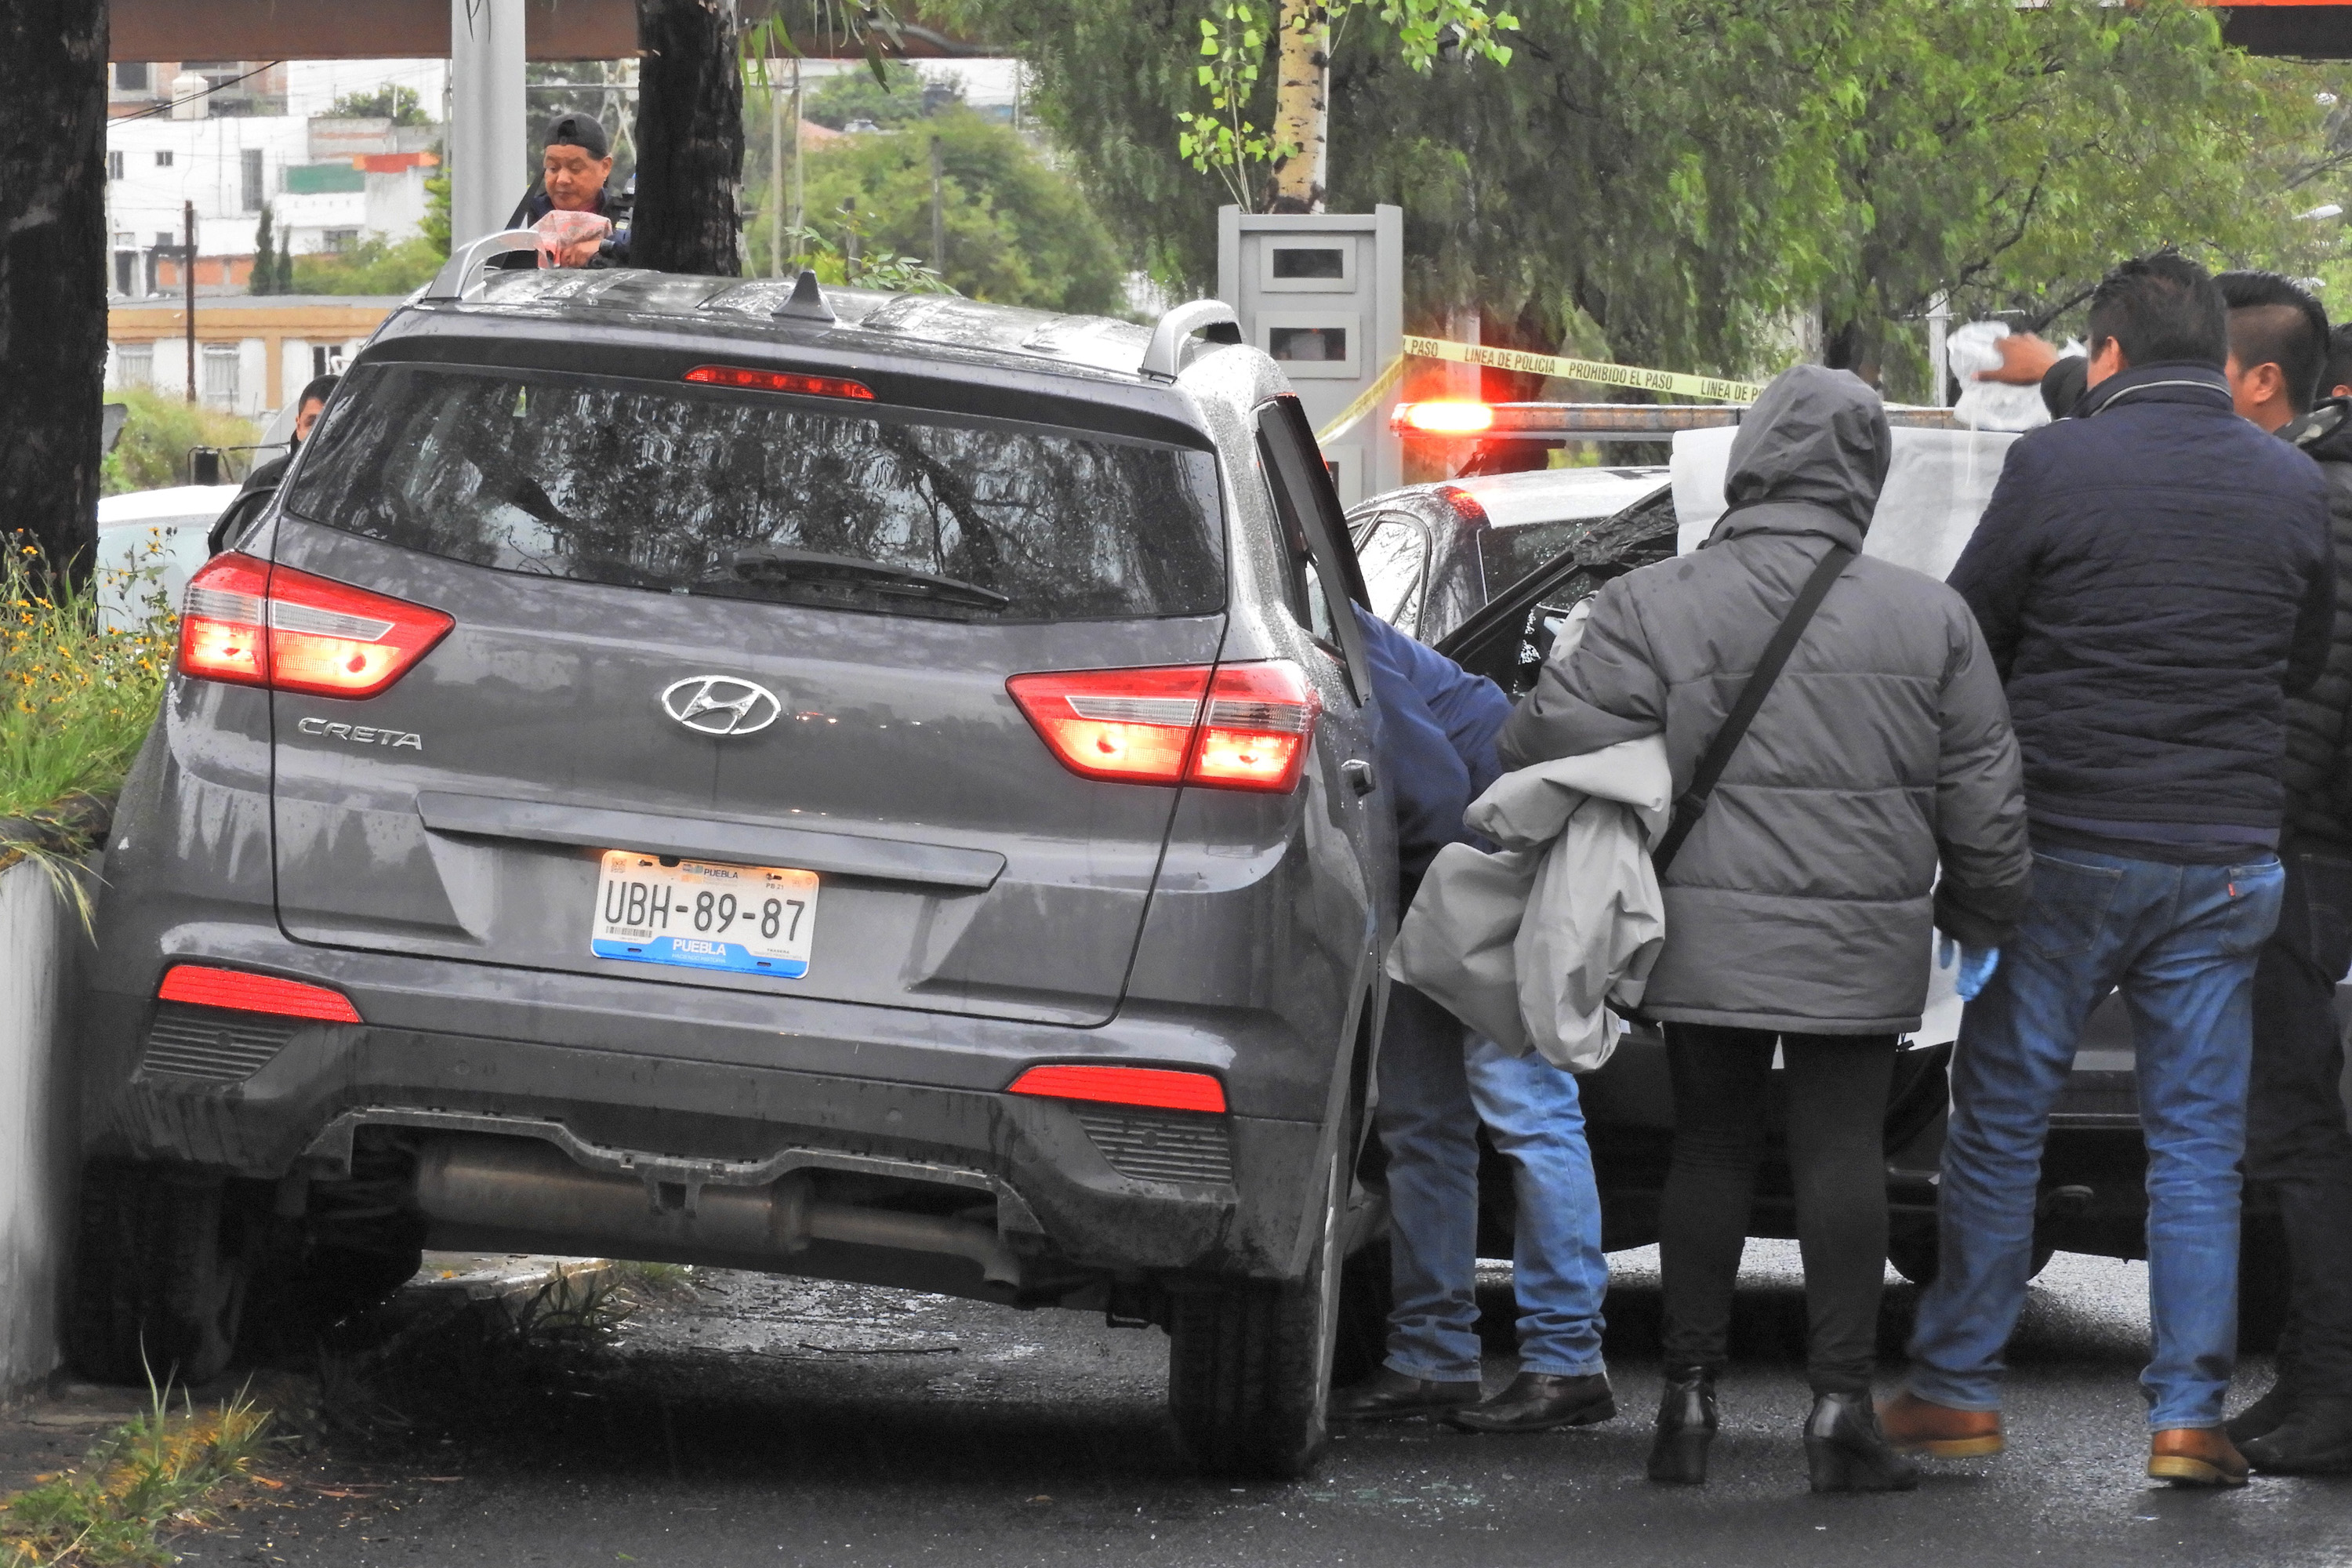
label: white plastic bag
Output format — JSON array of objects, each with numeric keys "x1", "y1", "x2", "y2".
[{"x1": 1947, "y1": 321, "x2": 2082, "y2": 433}]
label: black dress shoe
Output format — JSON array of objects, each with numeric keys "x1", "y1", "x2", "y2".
[
  {"x1": 1329, "y1": 1365, "x2": 1483, "y2": 1421},
  {"x1": 2225, "y1": 1378, "x2": 2300, "y2": 1446},
  {"x1": 1804, "y1": 1392, "x2": 1919, "y2": 1494},
  {"x1": 2241, "y1": 1396, "x2": 2352, "y2": 1475},
  {"x1": 1446, "y1": 1371, "x2": 1616, "y2": 1433},
  {"x1": 1646, "y1": 1365, "x2": 1719, "y2": 1485}
]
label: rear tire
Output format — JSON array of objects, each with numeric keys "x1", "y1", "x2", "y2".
[
  {"x1": 1167, "y1": 1133, "x2": 1345, "y2": 1479},
  {"x1": 239, "y1": 1238, "x2": 424, "y2": 1360},
  {"x1": 67, "y1": 1162, "x2": 250, "y2": 1387}
]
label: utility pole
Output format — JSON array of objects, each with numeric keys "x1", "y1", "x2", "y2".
[
  {"x1": 789, "y1": 56, "x2": 804, "y2": 263},
  {"x1": 928, "y1": 134, "x2": 945, "y2": 274},
  {"x1": 183, "y1": 201, "x2": 198, "y2": 405},
  {"x1": 768, "y1": 66, "x2": 784, "y2": 275}
]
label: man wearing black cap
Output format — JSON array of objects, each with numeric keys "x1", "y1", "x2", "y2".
[{"x1": 503, "y1": 112, "x2": 633, "y2": 267}]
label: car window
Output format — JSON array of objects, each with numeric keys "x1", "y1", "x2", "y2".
[
  {"x1": 285, "y1": 362, "x2": 1227, "y2": 622},
  {"x1": 1352, "y1": 514, "x2": 1429, "y2": 634},
  {"x1": 1474, "y1": 520, "x2": 1586, "y2": 597}
]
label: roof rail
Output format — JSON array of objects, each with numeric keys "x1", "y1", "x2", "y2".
[
  {"x1": 421, "y1": 229, "x2": 543, "y2": 302},
  {"x1": 1140, "y1": 299, "x2": 1243, "y2": 382}
]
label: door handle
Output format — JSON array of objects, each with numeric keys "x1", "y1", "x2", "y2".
[{"x1": 1342, "y1": 758, "x2": 1377, "y2": 796}]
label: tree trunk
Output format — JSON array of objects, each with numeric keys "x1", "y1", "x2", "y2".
[
  {"x1": 1266, "y1": 0, "x2": 1330, "y2": 213},
  {"x1": 632, "y1": 0, "x2": 745, "y2": 276},
  {"x1": 0, "y1": 0, "x2": 108, "y2": 579}
]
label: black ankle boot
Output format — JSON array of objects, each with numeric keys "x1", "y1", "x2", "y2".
[
  {"x1": 1647, "y1": 1366, "x2": 1719, "y2": 1485},
  {"x1": 1804, "y1": 1392, "x2": 1920, "y2": 1494}
]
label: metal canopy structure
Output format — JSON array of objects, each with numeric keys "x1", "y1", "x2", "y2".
[
  {"x1": 2215, "y1": 1, "x2": 2352, "y2": 59},
  {"x1": 107, "y1": 0, "x2": 986, "y2": 62}
]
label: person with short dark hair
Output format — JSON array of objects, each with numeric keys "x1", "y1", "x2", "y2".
[
  {"x1": 2219, "y1": 270, "x2": 2330, "y2": 430},
  {"x1": 2323, "y1": 322, "x2": 2352, "y2": 402},
  {"x1": 2213, "y1": 270, "x2": 2352, "y2": 1475},
  {"x1": 503, "y1": 113, "x2": 632, "y2": 268},
  {"x1": 207, "y1": 372, "x2": 338, "y2": 555},
  {"x1": 1887, "y1": 252, "x2": 2336, "y2": 1486}
]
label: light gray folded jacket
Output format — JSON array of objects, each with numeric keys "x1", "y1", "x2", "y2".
[{"x1": 1386, "y1": 733, "x2": 1671, "y2": 1073}]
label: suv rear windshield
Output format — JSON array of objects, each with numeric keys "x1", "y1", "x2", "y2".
[{"x1": 283, "y1": 362, "x2": 1226, "y2": 621}]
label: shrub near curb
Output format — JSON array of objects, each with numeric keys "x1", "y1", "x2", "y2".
[{"x1": 2, "y1": 542, "x2": 169, "y2": 861}]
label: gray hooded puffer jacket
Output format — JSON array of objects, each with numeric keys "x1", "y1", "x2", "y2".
[{"x1": 1496, "y1": 365, "x2": 2031, "y2": 1034}]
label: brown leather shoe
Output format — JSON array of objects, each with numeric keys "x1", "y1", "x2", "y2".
[
  {"x1": 1877, "y1": 1390, "x2": 2005, "y2": 1457},
  {"x1": 2148, "y1": 1427, "x2": 2251, "y2": 1487}
]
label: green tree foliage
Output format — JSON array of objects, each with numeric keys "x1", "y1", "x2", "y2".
[
  {"x1": 328, "y1": 84, "x2": 432, "y2": 125},
  {"x1": 987, "y1": 0, "x2": 2341, "y2": 394},
  {"x1": 803, "y1": 60, "x2": 958, "y2": 130},
  {"x1": 752, "y1": 108, "x2": 1127, "y2": 314},
  {"x1": 100, "y1": 390, "x2": 259, "y2": 495},
  {"x1": 248, "y1": 205, "x2": 293, "y2": 295},
  {"x1": 290, "y1": 235, "x2": 446, "y2": 296}
]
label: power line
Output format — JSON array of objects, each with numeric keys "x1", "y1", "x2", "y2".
[{"x1": 112, "y1": 61, "x2": 288, "y2": 125}]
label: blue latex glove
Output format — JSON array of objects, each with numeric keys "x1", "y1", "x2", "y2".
[{"x1": 1938, "y1": 934, "x2": 2001, "y2": 1000}]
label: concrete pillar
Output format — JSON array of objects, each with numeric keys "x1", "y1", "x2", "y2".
[{"x1": 449, "y1": 0, "x2": 528, "y2": 248}]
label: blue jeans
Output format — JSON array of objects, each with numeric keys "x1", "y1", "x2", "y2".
[
  {"x1": 1907, "y1": 843, "x2": 2285, "y2": 1430},
  {"x1": 1376, "y1": 984, "x2": 1609, "y2": 1382}
]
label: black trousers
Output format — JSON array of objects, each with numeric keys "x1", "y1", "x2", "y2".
[
  {"x1": 2247, "y1": 851, "x2": 2352, "y2": 1399},
  {"x1": 1659, "y1": 1024, "x2": 1898, "y2": 1396}
]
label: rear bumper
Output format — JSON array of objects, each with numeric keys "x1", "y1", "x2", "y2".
[{"x1": 81, "y1": 972, "x2": 1334, "y2": 1284}]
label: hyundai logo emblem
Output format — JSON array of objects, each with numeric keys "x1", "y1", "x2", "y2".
[{"x1": 659, "y1": 676, "x2": 782, "y2": 737}]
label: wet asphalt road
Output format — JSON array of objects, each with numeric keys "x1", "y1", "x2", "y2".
[{"x1": 234, "y1": 1245, "x2": 2352, "y2": 1568}]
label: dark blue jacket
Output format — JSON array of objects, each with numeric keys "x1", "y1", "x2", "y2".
[
  {"x1": 1355, "y1": 607, "x2": 1513, "y2": 897},
  {"x1": 1947, "y1": 363, "x2": 2335, "y2": 851}
]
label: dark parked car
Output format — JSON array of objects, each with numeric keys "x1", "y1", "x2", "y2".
[
  {"x1": 1380, "y1": 438, "x2": 2350, "y2": 1342},
  {"x1": 74, "y1": 247, "x2": 1396, "y2": 1479}
]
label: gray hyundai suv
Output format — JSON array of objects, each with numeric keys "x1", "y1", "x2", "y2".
[{"x1": 73, "y1": 244, "x2": 1396, "y2": 1479}]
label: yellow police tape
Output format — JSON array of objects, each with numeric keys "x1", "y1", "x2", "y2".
[{"x1": 1314, "y1": 337, "x2": 1762, "y2": 443}]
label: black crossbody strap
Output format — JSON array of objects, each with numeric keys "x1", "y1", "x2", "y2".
[{"x1": 1650, "y1": 543, "x2": 1857, "y2": 877}]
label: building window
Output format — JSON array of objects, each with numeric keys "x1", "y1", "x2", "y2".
[
  {"x1": 154, "y1": 230, "x2": 174, "y2": 249},
  {"x1": 115, "y1": 343, "x2": 154, "y2": 389},
  {"x1": 107, "y1": 150, "x2": 124, "y2": 180},
  {"x1": 154, "y1": 150, "x2": 174, "y2": 169},
  {"x1": 114, "y1": 252, "x2": 135, "y2": 296},
  {"x1": 313, "y1": 345, "x2": 349, "y2": 379},
  {"x1": 321, "y1": 228, "x2": 359, "y2": 253},
  {"x1": 241, "y1": 148, "x2": 263, "y2": 213},
  {"x1": 201, "y1": 344, "x2": 241, "y2": 408},
  {"x1": 115, "y1": 62, "x2": 151, "y2": 91}
]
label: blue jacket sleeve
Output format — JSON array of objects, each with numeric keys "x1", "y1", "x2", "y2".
[{"x1": 1353, "y1": 608, "x2": 1515, "y2": 889}]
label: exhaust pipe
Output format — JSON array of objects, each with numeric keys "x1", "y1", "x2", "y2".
[{"x1": 415, "y1": 1136, "x2": 1022, "y2": 1286}]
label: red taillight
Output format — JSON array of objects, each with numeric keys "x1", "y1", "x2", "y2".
[
  {"x1": 1006, "y1": 661, "x2": 1319, "y2": 793},
  {"x1": 1393, "y1": 401, "x2": 1495, "y2": 435},
  {"x1": 1007, "y1": 1063, "x2": 1227, "y2": 1114},
  {"x1": 178, "y1": 554, "x2": 452, "y2": 699},
  {"x1": 683, "y1": 364, "x2": 875, "y2": 400},
  {"x1": 1189, "y1": 662, "x2": 1319, "y2": 790},
  {"x1": 157, "y1": 964, "x2": 362, "y2": 1023}
]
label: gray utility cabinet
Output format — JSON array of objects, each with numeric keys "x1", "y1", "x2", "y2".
[{"x1": 1217, "y1": 205, "x2": 1403, "y2": 506}]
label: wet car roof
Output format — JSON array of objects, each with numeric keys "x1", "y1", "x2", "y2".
[
  {"x1": 428, "y1": 270, "x2": 1166, "y2": 387},
  {"x1": 1440, "y1": 466, "x2": 1669, "y2": 529}
]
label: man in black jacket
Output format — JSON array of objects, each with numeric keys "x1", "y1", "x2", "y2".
[
  {"x1": 2214, "y1": 273, "x2": 2352, "y2": 1475},
  {"x1": 1887, "y1": 253, "x2": 2334, "y2": 1485},
  {"x1": 499, "y1": 113, "x2": 633, "y2": 268}
]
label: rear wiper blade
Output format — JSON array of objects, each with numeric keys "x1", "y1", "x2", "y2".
[{"x1": 718, "y1": 546, "x2": 1011, "y2": 609}]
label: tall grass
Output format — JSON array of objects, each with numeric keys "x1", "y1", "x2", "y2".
[
  {"x1": 1, "y1": 542, "x2": 174, "y2": 830},
  {"x1": 0, "y1": 1372, "x2": 277, "y2": 1567}
]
